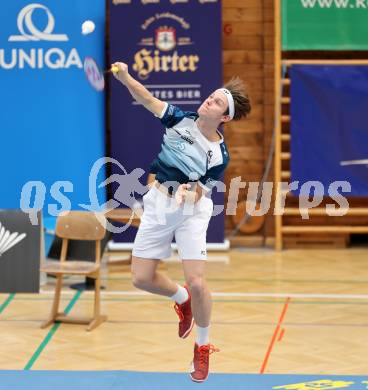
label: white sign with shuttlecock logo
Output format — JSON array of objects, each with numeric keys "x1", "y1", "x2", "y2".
[{"x1": 0, "y1": 221, "x2": 27, "y2": 257}]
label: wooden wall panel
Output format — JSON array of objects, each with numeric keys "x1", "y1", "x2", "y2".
[
  {"x1": 223, "y1": 0, "x2": 368, "y2": 247},
  {"x1": 223, "y1": 0, "x2": 269, "y2": 241}
]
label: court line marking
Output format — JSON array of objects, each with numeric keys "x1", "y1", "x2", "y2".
[
  {"x1": 9, "y1": 297, "x2": 368, "y2": 307},
  {"x1": 3, "y1": 318, "x2": 368, "y2": 329},
  {"x1": 38, "y1": 290, "x2": 368, "y2": 300},
  {"x1": 101, "y1": 276, "x2": 368, "y2": 284},
  {"x1": 260, "y1": 297, "x2": 290, "y2": 374},
  {"x1": 107, "y1": 256, "x2": 229, "y2": 263},
  {"x1": 0, "y1": 294, "x2": 15, "y2": 314},
  {"x1": 101, "y1": 276, "x2": 368, "y2": 283},
  {"x1": 277, "y1": 328, "x2": 285, "y2": 342},
  {"x1": 24, "y1": 290, "x2": 82, "y2": 370}
]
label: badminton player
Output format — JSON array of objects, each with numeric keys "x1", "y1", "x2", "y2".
[{"x1": 112, "y1": 61, "x2": 251, "y2": 382}]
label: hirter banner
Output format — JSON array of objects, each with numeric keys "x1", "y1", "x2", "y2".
[{"x1": 109, "y1": 0, "x2": 224, "y2": 244}]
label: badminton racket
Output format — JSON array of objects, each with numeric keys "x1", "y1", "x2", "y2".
[{"x1": 84, "y1": 56, "x2": 119, "y2": 91}]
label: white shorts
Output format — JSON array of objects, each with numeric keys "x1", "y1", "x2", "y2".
[{"x1": 132, "y1": 186, "x2": 213, "y2": 260}]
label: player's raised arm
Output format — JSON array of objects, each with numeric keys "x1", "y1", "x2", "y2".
[{"x1": 112, "y1": 61, "x2": 165, "y2": 118}]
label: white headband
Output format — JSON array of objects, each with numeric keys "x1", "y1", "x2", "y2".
[{"x1": 217, "y1": 88, "x2": 235, "y2": 120}]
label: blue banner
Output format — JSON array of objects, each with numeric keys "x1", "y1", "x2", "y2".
[
  {"x1": 109, "y1": 0, "x2": 224, "y2": 243},
  {"x1": 290, "y1": 65, "x2": 368, "y2": 196},
  {"x1": 0, "y1": 1, "x2": 106, "y2": 217}
]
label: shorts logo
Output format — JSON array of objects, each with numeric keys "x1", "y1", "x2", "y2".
[
  {"x1": 201, "y1": 250, "x2": 206, "y2": 256},
  {"x1": 9, "y1": 3, "x2": 68, "y2": 42}
]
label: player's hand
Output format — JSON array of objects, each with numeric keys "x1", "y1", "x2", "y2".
[
  {"x1": 175, "y1": 184, "x2": 194, "y2": 205},
  {"x1": 112, "y1": 62, "x2": 129, "y2": 83}
]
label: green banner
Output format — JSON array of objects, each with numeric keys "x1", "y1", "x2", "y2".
[{"x1": 282, "y1": 0, "x2": 368, "y2": 50}]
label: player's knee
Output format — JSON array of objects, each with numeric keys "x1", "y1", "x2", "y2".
[
  {"x1": 187, "y1": 276, "x2": 205, "y2": 297},
  {"x1": 131, "y1": 272, "x2": 153, "y2": 291}
]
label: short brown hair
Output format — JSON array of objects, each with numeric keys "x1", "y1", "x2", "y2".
[{"x1": 223, "y1": 77, "x2": 251, "y2": 120}]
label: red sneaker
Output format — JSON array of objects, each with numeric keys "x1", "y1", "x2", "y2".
[
  {"x1": 173, "y1": 286, "x2": 193, "y2": 338},
  {"x1": 190, "y1": 343, "x2": 220, "y2": 382}
]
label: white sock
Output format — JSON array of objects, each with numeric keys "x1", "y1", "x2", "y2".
[
  {"x1": 196, "y1": 325, "x2": 210, "y2": 346},
  {"x1": 170, "y1": 284, "x2": 189, "y2": 304}
]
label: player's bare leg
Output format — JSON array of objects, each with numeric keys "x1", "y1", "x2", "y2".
[
  {"x1": 131, "y1": 256, "x2": 177, "y2": 296},
  {"x1": 131, "y1": 256, "x2": 192, "y2": 337},
  {"x1": 182, "y1": 260, "x2": 218, "y2": 382}
]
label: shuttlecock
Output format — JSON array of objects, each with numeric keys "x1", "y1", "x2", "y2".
[{"x1": 82, "y1": 20, "x2": 95, "y2": 35}]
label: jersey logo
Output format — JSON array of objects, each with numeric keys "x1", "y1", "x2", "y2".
[
  {"x1": 207, "y1": 150, "x2": 213, "y2": 165},
  {"x1": 174, "y1": 128, "x2": 195, "y2": 145},
  {"x1": 181, "y1": 135, "x2": 194, "y2": 145},
  {"x1": 221, "y1": 143, "x2": 228, "y2": 156},
  {"x1": 173, "y1": 140, "x2": 186, "y2": 151}
]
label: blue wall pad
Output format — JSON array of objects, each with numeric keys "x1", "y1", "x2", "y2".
[{"x1": 1, "y1": 371, "x2": 368, "y2": 390}]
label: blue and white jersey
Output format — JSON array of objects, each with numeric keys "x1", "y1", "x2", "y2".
[{"x1": 149, "y1": 103, "x2": 230, "y2": 192}]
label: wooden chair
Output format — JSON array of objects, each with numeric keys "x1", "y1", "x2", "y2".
[
  {"x1": 41, "y1": 211, "x2": 107, "y2": 331},
  {"x1": 105, "y1": 172, "x2": 156, "y2": 228},
  {"x1": 105, "y1": 173, "x2": 156, "y2": 266}
]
